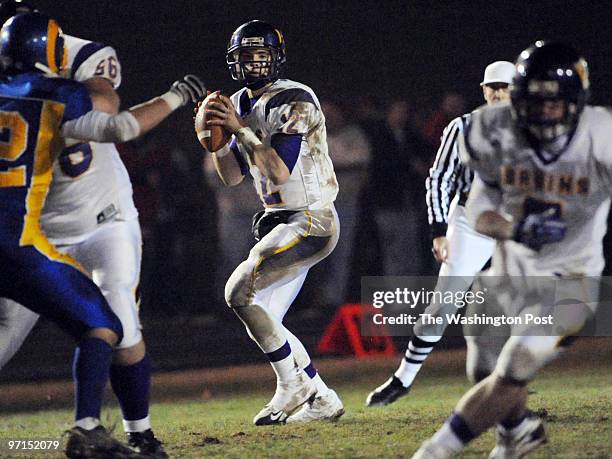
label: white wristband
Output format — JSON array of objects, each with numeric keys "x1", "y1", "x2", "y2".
[
  {"x1": 235, "y1": 127, "x2": 263, "y2": 147},
  {"x1": 160, "y1": 91, "x2": 183, "y2": 111},
  {"x1": 213, "y1": 143, "x2": 231, "y2": 158}
]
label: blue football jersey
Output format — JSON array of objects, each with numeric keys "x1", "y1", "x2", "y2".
[
  {"x1": 0, "y1": 72, "x2": 122, "y2": 339},
  {"x1": 0, "y1": 72, "x2": 91, "y2": 246}
]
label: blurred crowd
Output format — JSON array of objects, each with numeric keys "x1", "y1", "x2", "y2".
[{"x1": 119, "y1": 91, "x2": 473, "y2": 316}]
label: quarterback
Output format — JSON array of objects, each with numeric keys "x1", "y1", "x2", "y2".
[{"x1": 202, "y1": 20, "x2": 344, "y2": 425}]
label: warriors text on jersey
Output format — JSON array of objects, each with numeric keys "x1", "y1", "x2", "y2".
[
  {"x1": 462, "y1": 104, "x2": 612, "y2": 275},
  {"x1": 229, "y1": 79, "x2": 338, "y2": 210},
  {"x1": 40, "y1": 35, "x2": 137, "y2": 244}
]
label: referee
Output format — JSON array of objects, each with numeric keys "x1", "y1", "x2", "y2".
[{"x1": 367, "y1": 61, "x2": 516, "y2": 406}]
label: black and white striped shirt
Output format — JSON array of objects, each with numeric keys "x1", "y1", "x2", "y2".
[{"x1": 425, "y1": 113, "x2": 474, "y2": 239}]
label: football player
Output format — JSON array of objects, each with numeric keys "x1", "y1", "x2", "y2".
[
  {"x1": 412, "y1": 41, "x2": 609, "y2": 458},
  {"x1": 0, "y1": 10, "x2": 204, "y2": 458},
  {"x1": 367, "y1": 61, "x2": 514, "y2": 407},
  {"x1": 201, "y1": 20, "x2": 344, "y2": 425}
]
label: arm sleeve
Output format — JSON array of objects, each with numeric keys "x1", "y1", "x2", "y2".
[
  {"x1": 61, "y1": 110, "x2": 140, "y2": 144},
  {"x1": 426, "y1": 117, "x2": 463, "y2": 237}
]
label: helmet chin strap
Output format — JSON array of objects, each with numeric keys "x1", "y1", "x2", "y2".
[{"x1": 245, "y1": 77, "x2": 277, "y2": 91}]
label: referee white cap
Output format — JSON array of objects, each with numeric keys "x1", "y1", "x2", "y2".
[{"x1": 480, "y1": 61, "x2": 515, "y2": 86}]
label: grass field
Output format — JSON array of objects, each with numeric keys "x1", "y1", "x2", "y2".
[{"x1": 0, "y1": 342, "x2": 610, "y2": 458}]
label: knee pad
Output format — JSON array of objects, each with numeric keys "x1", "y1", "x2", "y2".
[
  {"x1": 99, "y1": 287, "x2": 142, "y2": 349},
  {"x1": 225, "y1": 260, "x2": 255, "y2": 308},
  {"x1": 114, "y1": 316, "x2": 142, "y2": 349},
  {"x1": 465, "y1": 335, "x2": 503, "y2": 384}
]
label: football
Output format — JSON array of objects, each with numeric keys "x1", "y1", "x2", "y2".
[{"x1": 194, "y1": 91, "x2": 231, "y2": 152}]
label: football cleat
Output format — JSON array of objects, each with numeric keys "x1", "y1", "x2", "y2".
[
  {"x1": 488, "y1": 414, "x2": 547, "y2": 459},
  {"x1": 253, "y1": 369, "x2": 316, "y2": 426},
  {"x1": 411, "y1": 439, "x2": 454, "y2": 459},
  {"x1": 366, "y1": 376, "x2": 411, "y2": 407},
  {"x1": 252, "y1": 406, "x2": 290, "y2": 426},
  {"x1": 127, "y1": 429, "x2": 168, "y2": 459},
  {"x1": 65, "y1": 425, "x2": 143, "y2": 459},
  {"x1": 286, "y1": 389, "x2": 345, "y2": 423}
]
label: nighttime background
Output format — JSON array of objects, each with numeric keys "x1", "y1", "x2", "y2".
[
  {"x1": 35, "y1": 0, "x2": 612, "y2": 114},
  {"x1": 2, "y1": 0, "x2": 611, "y2": 381}
]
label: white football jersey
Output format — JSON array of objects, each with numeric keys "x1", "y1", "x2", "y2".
[
  {"x1": 230, "y1": 79, "x2": 338, "y2": 210},
  {"x1": 40, "y1": 35, "x2": 137, "y2": 243},
  {"x1": 463, "y1": 104, "x2": 612, "y2": 276}
]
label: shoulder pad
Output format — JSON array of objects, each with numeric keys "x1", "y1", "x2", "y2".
[{"x1": 265, "y1": 88, "x2": 317, "y2": 120}]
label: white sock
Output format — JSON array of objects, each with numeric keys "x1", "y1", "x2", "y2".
[
  {"x1": 394, "y1": 358, "x2": 421, "y2": 387},
  {"x1": 394, "y1": 335, "x2": 440, "y2": 387},
  {"x1": 271, "y1": 354, "x2": 299, "y2": 383},
  {"x1": 123, "y1": 415, "x2": 151, "y2": 433},
  {"x1": 312, "y1": 373, "x2": 329, "y2": 394},
  {"x1": 262, "y1": 339, "x2": 300, "y2": 383},
  {"x1": 430, "y1": 421, "x2": 465, "y2": 454},
  {"x1": 75, "y1": 417, "x2": 100, "y2": 431},
  {"x1": 284, "y1": 328, "x2": 311, "y2": 369},
  {"x1": 282, "y1": 328, "x2": 327, "y2": 392}
]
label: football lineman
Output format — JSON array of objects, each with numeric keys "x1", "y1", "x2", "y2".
[
  {"x1": 0, "y1": 5, "x2": 204, "y2": 457},
  {"x1": 367, "y1": 61, "x2": 514, "y2": 406},
  {"x1": 413, "y1": 41, "x2": 610, "y2": 458},
  {"x1": 202, "y1": 20, "x2": 344, "y2": 425},
  {"x1": 0, "y1": 12, "x2": 204, "y2": 458}
]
